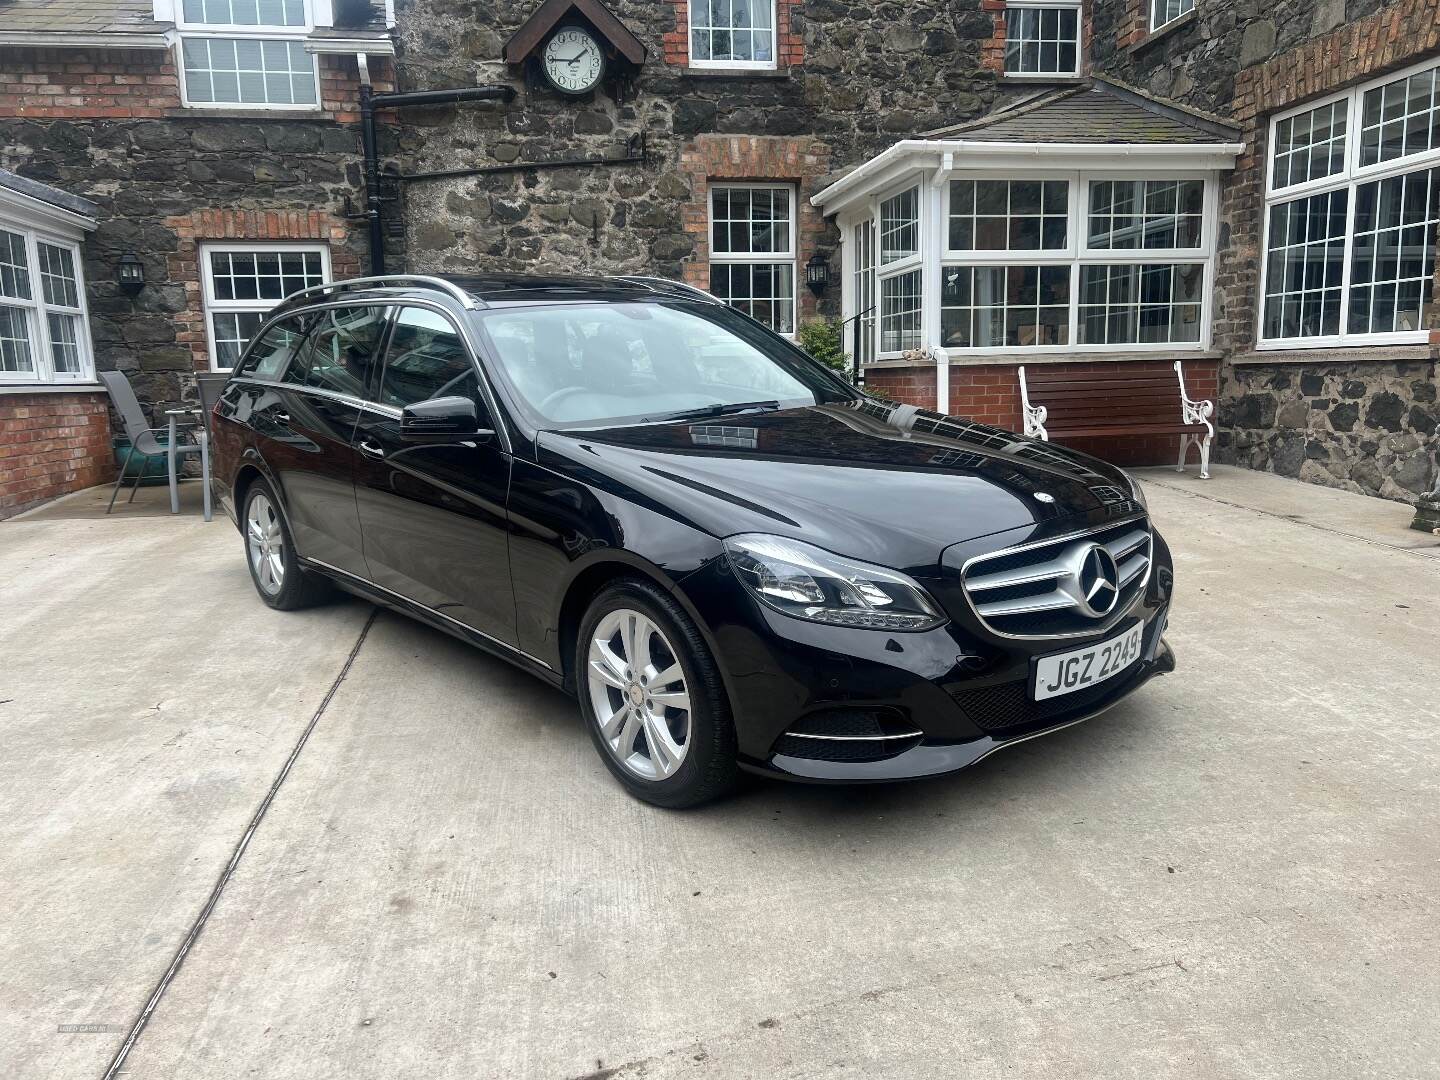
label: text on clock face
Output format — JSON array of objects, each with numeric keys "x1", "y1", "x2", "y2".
[{"x1": 545, "y1": 30, "x2": 603, "y2": 90}]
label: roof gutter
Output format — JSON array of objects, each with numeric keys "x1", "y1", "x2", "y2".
[
  {"x1": 0, "y1": 29, "x2": 176, "y2": 49},
  {"x1": 812, "y1": 139, "x2": 1246, "y2": 212},
  {"x1": 306, "y1": 37, "x2": 396, "y2": 56}
]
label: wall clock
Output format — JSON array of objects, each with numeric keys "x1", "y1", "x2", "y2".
[{"x1": 542, "y1": 25, "x2": 606, "y2": 96}]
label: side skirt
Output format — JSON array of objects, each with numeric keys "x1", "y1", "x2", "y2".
[{"x1": 302, "y1": 559, "x2": 569, "y2": 694}]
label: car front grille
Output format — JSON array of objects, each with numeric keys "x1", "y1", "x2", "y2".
[{"x1": 958, "y1": 517, "x2": 1152, "y2": 639}]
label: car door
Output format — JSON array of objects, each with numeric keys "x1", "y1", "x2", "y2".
[
  {"x1": 261, "y1": 303, "x2": 390, "y2": 578},
  {"x1": 352, "y1": 304, "x2": 517, "y2": 647}
]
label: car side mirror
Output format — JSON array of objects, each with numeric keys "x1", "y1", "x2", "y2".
[{"x1": 400, "y1": 395, "x2": 491, "y2": 441}]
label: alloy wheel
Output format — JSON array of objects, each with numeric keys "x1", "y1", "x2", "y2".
[
  {"x1": 586, "y1": 608, "x2": 692, "y2": 781},
  {"x1": 246, "y1": 493, "x2": 285, "y2": 596}
]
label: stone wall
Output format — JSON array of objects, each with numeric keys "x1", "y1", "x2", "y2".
[
  {"x1": 0, "y1": 47, "x2": 389, "y2": 422},
  {"x1": 1222, "y1": 361, "x2": 1440, "y2": 501},
  {"x1": 392, "y1": 0, "x2": 1002, "y2": 311}
]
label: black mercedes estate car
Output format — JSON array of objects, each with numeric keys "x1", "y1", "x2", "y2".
[{"x1": 211, "y1": 274, "x2": 1175, "y2": 807}]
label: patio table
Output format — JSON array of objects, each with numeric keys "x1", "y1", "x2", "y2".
[{"x1": 164, "y1": 407, "x2": 212, "y2": 522}]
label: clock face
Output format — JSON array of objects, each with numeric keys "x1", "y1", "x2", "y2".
[{"x1": 542, "y1": 26, "x2": 605, "y2": 96}]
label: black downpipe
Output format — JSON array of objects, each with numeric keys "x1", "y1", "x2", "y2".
[{"x1": 359, "y1": 83, "x2": 517, "y2": 275}]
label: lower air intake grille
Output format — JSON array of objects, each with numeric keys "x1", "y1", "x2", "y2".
[
  {"x1": 950, "y1": 661, "x2": 1147, "y2": 736},
  {"x1": 772, "y1": 707, "x2": 922, "y2": 763},
  {"x1": 959, "y1": 517, "x2": 1152, "y2": 639}
]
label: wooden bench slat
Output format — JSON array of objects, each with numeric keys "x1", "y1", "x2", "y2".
[{"x1": 1047, "y1": 423, "x2": 1212, "y2": 437}]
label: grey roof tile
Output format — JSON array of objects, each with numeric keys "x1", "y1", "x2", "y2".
[
  {"x1": 0, "y1": 169, "x2": 99, "y2": 219},
  {"x1": 0, "y1": 0, "x2": 163, "y2": 34}
]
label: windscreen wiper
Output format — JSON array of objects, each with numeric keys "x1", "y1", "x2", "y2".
[{"x1": 647, "y1": 400, "x2": 781, "y2": 423}]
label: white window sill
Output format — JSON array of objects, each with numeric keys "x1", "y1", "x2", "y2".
[
  {"x1": 1233, "y1": 344, "x2": 1433, "y2": 365},
  {"x1": 0, "y1": 381, "x2": 103, "y2": 395}
]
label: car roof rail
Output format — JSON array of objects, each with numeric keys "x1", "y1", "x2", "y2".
[
  {"x1": 612, "y1": 275, "x2": 724, "y2": 305},
  {"x1": 283, "y1": 275, "x2": 482, "y2": 310}
]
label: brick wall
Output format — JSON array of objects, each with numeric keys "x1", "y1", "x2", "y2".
[
  {"x1": 163, "y1": 208, "x2": 364, "y2": 373},
  {"x1": 0, "y1": 392, "x2": 113, "y2": 518},
  {"x1": 677, "y1": 134, "x2": 834, "y2": 324},
  {"x1": 663, "y1": 0, "x2": 804, "y2": 68},
  {"x1": 0, "y1": 47, "x2": 379, "y2": 122},
  {"x1": 867, "y1": 358, "x2": 1220, "y2": 467}
]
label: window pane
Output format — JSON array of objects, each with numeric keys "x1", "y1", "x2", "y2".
[
  {"x1": 1004, "y1": 4, "x2": 1081, "y2": 75},
  {"x1": 234, "y1": 314, "x2": 310, "y2": 377},
  {"x1": 1079, "y1": 263, "x2": 1202, "y2": 344},
  {"x1": 692, "y1": 0, "x2": 776, "y2": 63},
  {"x1": 0, "y1": 230, "x2": 32, "y2": 300},
  {"x1": 1361, "y1": 64, "x2": 1440, "y2": 168},
  {"x1": 852, "y1": 221, "x2": 876, "y2": 364},
  {"x1": 1151, "y1": 0, "x2": 1194, "y2": 29},
  {"x1": 1347, "y1": 165, "x2": 1440, "y2": 334},
  {"x1": 879, "y1": 270, "x2": 922, "y2": 353},
  {"x1": 184, "y1": 36, "x2": 315, "y2": 105},
  {"x1": 1089, "y1": 179, "x2": 1203, "y2": 250},
  {"x1": 380, "y1": 306, "x2": 487, "y2": 412},
  {"x1": 942, "y1": 264, "x2": 1070, "y2": 349},
  {"x1": 208, "y1": 247, "x2": 324, "y2": 304},
  {"x1": 711, "y1": 185, "x2": 792, "y2": 255},
  {"x1": 36, "y1": 243, "x2": 80, "y2": 308},
  {"x1": 880, "y1": 186, "x2": 920, "y2": 264},
  {"x1": 1272, "y1": 100, "x2": 1349, "y2": 188},
  {"x1": 1262, "y1": 188, "x2": 1348, "y2": 340},
  {"x1": 213, "y1": 311, "x2": 267, "y2": 369},
  {"x1": 0, "y1": 304, "x2": 35, "y2": 373},
  {"x1": 183, "y1": 0, "x2": 304, "y2": 25},
  {"x1": 287, "y1": 305, "x2": 389, "y2": 397},
  {"x1": 710, "y1": 262, "x2": 795, "y2": 334},
  {"x1": 950, "y1": 179, "x2": 1068, "y2": 252},
  {"x1": 45, "y1": 313, "x2": 83, "y2": 373}
]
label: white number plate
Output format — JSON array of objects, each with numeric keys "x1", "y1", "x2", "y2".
[{"x1": 1032, "y1": 624, "x2": 1144, "y2": 702}]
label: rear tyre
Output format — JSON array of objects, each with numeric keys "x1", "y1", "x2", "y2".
[
  {"x1": 241, "y1": 479, "x2": 332, "y2": 611},
  {"x1": 577, "y1": 578, "x2": 739, "y2": 808}
]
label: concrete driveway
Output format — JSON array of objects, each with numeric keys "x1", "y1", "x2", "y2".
[{"x1": 3, "y1": 469, "x2": 1439, "y2": 1079}]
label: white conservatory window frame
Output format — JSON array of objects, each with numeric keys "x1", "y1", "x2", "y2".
[
  {"x1": 176, "y1": 0, "x2": 321, "y2": 111},
  {"x1": 687, "y1": 0, "x2": 780, "y2": 72},
  {"x1": 201, "y1": 241, "x2": 330, "y2": 371},
  {"x1": 0, "y1": 209, "x2": 95, "y2": 387},
  {"x1": 707, "y1": 182, "x2": 798, "y2": 337},
  {"x1": 1002, "y1": 0, "x2": 1083, "y2": 80},
  {"x1": 873, "y1": 178, "x2": 925, "y2": 359},
  {"x1": 845, "y1": 169, "x2": 1221, "y2": 362},
  {"x1": 1259, "y1": 55, "x2": 1440, "y2": 350}
]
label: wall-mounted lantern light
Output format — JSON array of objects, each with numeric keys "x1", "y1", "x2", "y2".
[
  {"x1": 117, "y1": 253, "x2": 145, "y2": 295},
  {"x1": 805, "y1": 252, "x2": 831, "y2": 296}
]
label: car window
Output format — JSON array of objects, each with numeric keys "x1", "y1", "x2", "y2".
[
  {"x1": 283, "y1": 305, "x2": 390, "y2": 398},
  {"x1": 476, "y1": 300, "x2": 850, "y2": 427},
  {"x1": 235, "y1": 314, "x2": 312, "y2": 380},
  {"x1": 379, "y1": 306, "x2": 484, "y2": 412}
]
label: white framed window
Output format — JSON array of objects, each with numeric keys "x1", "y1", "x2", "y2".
[
  {"x1": 880, "y1": 269, "x2": 923, "y2": 354},
  {"x1": 1261, "y1": 56, "x2": 1440, "y2": 348},
  {"x1": 708, "y1": 184, "x2": 796, "y2": 335},
  {"x1": 201, "y1": 243, "x2": 329, "y2": 370},
  {"x1": 851, "y1": 220, "x2": 876, "y2": 365},
  {"x1": 1004, "y1": 2, "x2": 1081, "y2": 78},
  {"x1": 935, "y1": 171, "x2": 1212, "y2": 354},
  {"x1": 873, "y1": 181, "x2": 924, "y2": 357},
  {"x1": 1150, "y1": 0, "x2": 1194, "y2": 32},
  {"x1": 879, "y1": 185, "x2": 921, "y2": 267},
  {"x1": 689, "y1": 0, "x2": 777, "y2": 70},
  {"x1": 0, "y1": 220, "x2": 93, "y2": 385},
  {"x1": 177, "y1": 0, "x2": 319, "y2": 109}
]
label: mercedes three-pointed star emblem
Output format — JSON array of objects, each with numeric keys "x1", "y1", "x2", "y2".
[{"x1": 1065, "y1": 542, "x2": 1120, "y2": 619}]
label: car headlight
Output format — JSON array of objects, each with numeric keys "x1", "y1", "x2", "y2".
[
  {"x1": 723, "y1": 533, "x2": 947, "y2": 632},
  {"x1": 1126, "y1": 471, "x2": 1148, "y2": 510}
]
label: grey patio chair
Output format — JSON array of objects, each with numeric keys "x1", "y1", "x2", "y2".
[
  {"x1": 100, "y1": 370, "x2": 205, "y2": 515},
  {"x1": 193, "y1": 372, "x2": 229, "y2": 521}
]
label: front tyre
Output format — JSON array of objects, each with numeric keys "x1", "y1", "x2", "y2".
[
  {"x1": 241, "y1": 479, "x2": 332, "y2": 611},
  {"x1": 577, "y1": 579, "x2": 739, "y2": 808}
]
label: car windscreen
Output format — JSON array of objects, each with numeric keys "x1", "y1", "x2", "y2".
[{"x1": 473, "y1": 300, "x2": 854, "y2": 428}]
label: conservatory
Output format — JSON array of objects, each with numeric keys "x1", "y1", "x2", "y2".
[{"x1": 812, "y1": 80, "x2": 1243, "y2": 419}]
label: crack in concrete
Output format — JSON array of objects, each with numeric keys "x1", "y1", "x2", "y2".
[{"x1": 100, "y1": 609, "x2": 379, "y2": 1080}]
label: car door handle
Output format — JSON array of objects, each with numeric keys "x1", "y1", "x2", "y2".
[{"x1": 357, "y1": 438, "x2": 386, "y2": 460}]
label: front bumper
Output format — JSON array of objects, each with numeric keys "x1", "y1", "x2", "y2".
[{"x1": 675, "y1": 527, "x2": 1177, "y2": 784}]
